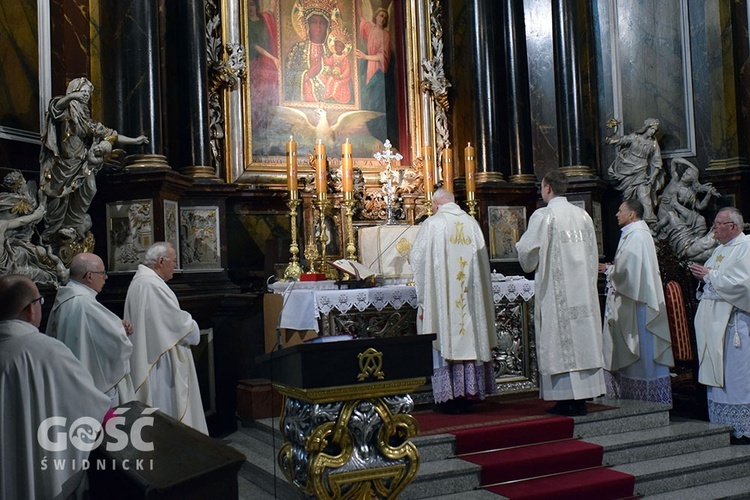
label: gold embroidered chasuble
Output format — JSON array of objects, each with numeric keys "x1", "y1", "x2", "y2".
[{"x1": 409, "y1": 202, "x2": 497, "y2": 362}]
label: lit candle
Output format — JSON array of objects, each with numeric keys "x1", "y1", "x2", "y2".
[
  {"x1": 315, "y1": 139, "x2": 327, "y2": 199},
  {"x1": 424, "y1": 146, "x2": 434, "y2": 196},
  {"x1": 442, "y1": 147, "x2": 454, "y2": 193},
  {"x1": 342, "y1": 138, "x2": 353, "y2": 195},
  {"x1": 465, "y1": 142, "x2": 476, "y2": 194},
  {"x1": 286, "y1": 136, "x2": 298, "y2": 197}
]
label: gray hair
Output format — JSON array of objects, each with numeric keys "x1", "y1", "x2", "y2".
[
  {"x1": 144, "y1": 242, "x2": 173, "y2": 266},
  {"x1": 718, "y1": 206, "x2": 744, "y2": 227},
  {"x1": 433, "y1": 188, "x2": 455, "y2": 207}
]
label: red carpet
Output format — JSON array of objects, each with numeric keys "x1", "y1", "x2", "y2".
[{"x1": 413, "y1": 398, "x2": 636, "y2": 499}]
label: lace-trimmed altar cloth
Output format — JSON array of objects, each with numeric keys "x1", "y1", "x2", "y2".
[{"x1": 270, "y1": 280, "x2": 534, "y2": 332}]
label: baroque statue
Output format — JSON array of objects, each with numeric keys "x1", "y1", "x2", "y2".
[
  {"x1": 605, "y1": 118, "x2": 664, "y2": 226},
  {"x1": 654, "y1": 158, "x2": 719, "y2": 262},
  {"x1": 0, "y1": 171, "x2": 68, "y2": 285},
  {"x1": 39, "y1": 77, "x2": 148, "y2": 259}
]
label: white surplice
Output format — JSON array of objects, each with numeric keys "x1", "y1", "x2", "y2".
[
  {"x1": 47, "y1": 279, "x2": 134, "y2": 406},
  {"x1": 516, "y1": 196, "x2": 605, "y2": 401},
  {"x1": 602, "y1": 220, "x2": 673, "y2": 404},
  {"x1": 693, "y1": 233, "x2": 750, "y2": 437},
  {"x1": 124, "y1": 265, "x2": 207, "y2": 434},
  {"x1": 410, "y1": 202, "x2": 498, "y2": 402},
  {"x1": 1, "y1": 319, "x2": 110, "y2": 500}
]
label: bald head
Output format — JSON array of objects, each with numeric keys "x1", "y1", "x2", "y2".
[
  {"x1": 0, "y1": 275, "x2": 40, "y2": 323},
  {"x1": 69, "y1": 252, "x2": 108, "y2": 292}
]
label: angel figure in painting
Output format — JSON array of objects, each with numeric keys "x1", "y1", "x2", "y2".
[
  {"x1": 355, "y1": 0, "x2": 398, "y2": 147},
  {"x1": 40, "y1": 77, "x2": 148, "y2": 251},
  {"x1": 248, "y1": 0, "x2": 280, "y2": 130}
]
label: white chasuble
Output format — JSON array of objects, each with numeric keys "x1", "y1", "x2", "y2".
[
  {"x1": 1, "y1": 320, "x2": 110, "y2": 500},
  {"x1": 410, "y1": 202, "x2": 497, "y2": 362},
  {"x1": 694, "y1": 233, "x2": 750, "y2": 387},
  {"x1": 603, "y1": 220, "x2": 673, "y2": 371},
  {"x1": 47, "y1": 279, "x2": 134, "y2": 402},
  {"x1": 516, "y1": 197, "x2": 604, "y2": 378},
  {"x1": 124, "y1": 265, "x2": 208, "y2": 433}
]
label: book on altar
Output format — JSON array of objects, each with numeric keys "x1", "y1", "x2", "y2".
[{"x1": 330, "y1": 259, "x2": 377, "y2": 280}]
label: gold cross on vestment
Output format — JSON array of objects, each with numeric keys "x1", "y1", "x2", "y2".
[{"x1": 717, "y1": 255, "x2": 724, "y2": 262}]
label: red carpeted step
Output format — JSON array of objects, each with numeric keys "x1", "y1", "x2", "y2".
[
  {"x1": 486, "y1": 468, "x2": 636, "y2": 500},
  {"x1": 451, "y1": 416, "x2": 574, "y2": 454},
  {"x1": 463, "y1": 439, "x2": 604, "y2": 485}
]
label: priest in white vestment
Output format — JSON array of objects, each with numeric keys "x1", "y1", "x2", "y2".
[
  {"x1": 410, "y1": 189, "x2": 498, "y2": 413},
  {"x1": 689, "y1": 207, "x2": 750, "y2": 443},
  {"x1": 0, "y1": 275, "x2": 111, "y2": 500},
  {"x1": 600, "y1": 200, "x2": 673, "y2": 404},
  {"x1": 124, "y1": 242, "x2": 208, "y2": 434},
  {"x1": 47, "y1": 252, "x2": 134, "y2": 407},
  {"x1": 516, "y1": 169, "x2": 605, "y2": 416}
]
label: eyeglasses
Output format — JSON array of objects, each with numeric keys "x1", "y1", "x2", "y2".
[
  {"x1": 29, "y1": 296, "x2": 44, "y2": 307},
  {"x1": 712, "y1": 221, "x2": 735, "y2": 228},
  {"x1": 88, "y1": 270, "x2": 108, "y2": 276}
]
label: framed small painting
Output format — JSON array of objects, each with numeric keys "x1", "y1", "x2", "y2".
[
  {"x1": 488, "y1": 206, "x2": 526, "y2": 262},
  {"x1": 106, "y1": 199, "x2": 154, "y2": 272},
  {"x1": 179, "y1": 206, "x2": 222, "y2": 270}
]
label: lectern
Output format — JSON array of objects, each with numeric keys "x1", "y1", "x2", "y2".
[{"x1": 258, "y1": 334, "x2": 435, "y2": 499}]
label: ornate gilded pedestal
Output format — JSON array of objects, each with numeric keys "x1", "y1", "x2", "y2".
[{"x1": 259, "y1": 335, "x2": 434, "y2": 499}]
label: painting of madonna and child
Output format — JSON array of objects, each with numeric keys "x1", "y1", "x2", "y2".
[{"x1": 246, "y1": 0, "x2": 407, "y2": 164}]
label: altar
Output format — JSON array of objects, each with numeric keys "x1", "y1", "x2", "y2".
[{"x1": 266, "y1": 278, "x2": 537, "y2": 394}]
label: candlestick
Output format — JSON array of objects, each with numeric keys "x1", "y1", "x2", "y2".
[
  {"x1": 315, "y1": 140, "x2": 327, "y2": 201},
  {"x1": 286, "y1": 136, "x2": 298, "y2": 198},
  {"x1": 283, "y1": 197, "x2": 302, "y2": 280},
  {"x1": 342, "y1": 138, "x2": 353, "y2": 194},
  {"x1": 465, "y1": 142, "x2": 476, "y2": 194},
  {"x1": 424, "y1": 145, "x2": 434, "y2": 196},
  {"x1": 442, "y1": 146, "x2": 453, "y2": 193}
]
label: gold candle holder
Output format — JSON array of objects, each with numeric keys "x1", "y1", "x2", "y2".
[
  {"x1": 423, "y1": 190, "x2": 434, "y2": 217},
  {"x1": 283, "y1": 195, "x2": 302, "y2": 280},
  {"x1": 342, "y1": 192, "x2": 357, "y2": 261},
  {"x1": 314, "y1": 197, "x2": 337, "y2": 279},
  {"x1": 466, "y1": 190, "x2": 477, "y2": 219}
]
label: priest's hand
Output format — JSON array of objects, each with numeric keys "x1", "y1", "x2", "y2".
[
  {"x1": 688, "y1": 262, "x2": 709, "y2": 282},
  {"x1": 598, "y1": 263, "x2": 611, "y2": 274},
  {"x1": 122, "y1": 319, "x2": 133, "y2": 336}
]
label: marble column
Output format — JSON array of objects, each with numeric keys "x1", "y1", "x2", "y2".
[
  {"x1": 100, "y1": 0, "x2": 170, "y2": 170},
  {"x1": 166, "y1": 0, "x2": 216, "y2": 179},
  {"x1": 551, "y1": 0, "x2": 595, "y2": 177},
  {"x1": 501, "y1": 0, "x2": 536, "y2": 183},
  {"x1": 468, "y1": 0, "x2": 504, "y2": 183}
]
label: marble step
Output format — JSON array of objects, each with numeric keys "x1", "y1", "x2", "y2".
[
  {"x1": 584, "y1": 418, "x2": 731, "y2": 465},
  {"x1": 574, "y1": 398, "x2": 672, "y2": 439},
  {"x1": 641, "y1": 476, "x2": 750, "y2": 500},
  {"x1": 613, "y1": 445, "x2": 750, "y2": 497}
]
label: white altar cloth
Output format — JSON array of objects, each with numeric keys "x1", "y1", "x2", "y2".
[{"x1": 269, "y1": 279, "x2": 534, "y2": 332}]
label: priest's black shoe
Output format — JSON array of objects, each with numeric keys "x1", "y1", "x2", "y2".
[{"x1": 545, "y1": 400, "x2": 577, "y2": 416}]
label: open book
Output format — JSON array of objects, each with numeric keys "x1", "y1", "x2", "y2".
[{"x1": 330, "y1": 259, "x2": 377, "y2": 280}]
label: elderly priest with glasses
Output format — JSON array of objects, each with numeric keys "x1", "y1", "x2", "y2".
[
  {"x1": 689, "y1": 207, "x2": 750, "y2": 444},
  {"x1": 0, "y1": 275, "x2": 111, "y2": 500}
]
